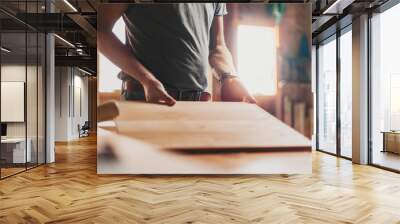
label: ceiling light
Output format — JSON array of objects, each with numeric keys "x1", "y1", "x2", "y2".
[
  {"x1": 76, "y1": 48, "x2": 84, "y2": 55},
  {"x1": 1, "y1": 47, "x2": 11, "y2": 53},
  {"x1": 78, "y1": 67, "x2": 93, "y2": 76},
  {"x1": 322, "y1": 0, "x2": 354, "y2": 15},
  {"x1": 63, "y1": 0, "x2": 78, "y2": 12},
  {"x1": 54, "y1": 34, "x2": 75, "y2": 48},
  {"x1": 323, "y1": 0, "x2": 341, "y2": 14}
]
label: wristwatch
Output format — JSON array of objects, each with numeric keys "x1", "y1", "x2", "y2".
[{"x1": 220, "y1": 72, "x2": 238, "y2": 83}]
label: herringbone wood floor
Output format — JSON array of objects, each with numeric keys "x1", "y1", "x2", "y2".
[{"x1": 1, "y1": 135, "x2": 400, "y2": 224}]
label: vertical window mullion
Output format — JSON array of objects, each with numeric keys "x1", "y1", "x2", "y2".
[
  {"x1": 367, "y1": 11, "x2": 373, "y2": 165},
  {"x1": 336, "y1": 28, "x2": 341, "y2": 157},
  {"x1": 36, "y1": 0, "x2": 39, "y2": 167},
  {"x1": 316, "y1": 44, "x2": 320, "y2": 151},
  {"x1": 25, "y1": 0, "x2": 28, "y2": 171}
]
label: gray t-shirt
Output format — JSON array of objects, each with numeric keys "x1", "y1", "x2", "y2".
[{"x1": 119, "y1": 3, "x2": 227, "y2": 91}]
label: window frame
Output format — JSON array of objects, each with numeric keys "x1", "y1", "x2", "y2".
[
  {"x1": 367, "y1": 0, "x2": 400, "y2": 173},
  {"x1": 315, "y1": 23, "x2": 353, "y2": 160}
]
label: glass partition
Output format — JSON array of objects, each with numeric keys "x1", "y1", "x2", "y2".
[
  {"x1": 26, "y1": 0, "x2": 42, "y2": 169},
  {"x1": 339, "y1": 28, "x2": 352, "y2": 158},
  {"x1": 0, "y1": 1, "x2": 46, "y2": 179},
  {"x1": 1, "y1": 31, "x2": 28, "y2": 177},
  {"x1": 317, "y1": 36, "x2": 337, "y2": 154}
]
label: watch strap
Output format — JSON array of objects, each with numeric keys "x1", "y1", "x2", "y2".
[{"x1": 220, "y1": 73, "x2": 238, "y2": 82}]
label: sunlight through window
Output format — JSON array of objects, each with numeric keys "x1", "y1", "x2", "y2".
[
  {"x1": 99, "y1": 17, "x2": 126, "y2": 92},
  {"x1": 237, "y1": 25, "x2": 277, "y2": 95}
]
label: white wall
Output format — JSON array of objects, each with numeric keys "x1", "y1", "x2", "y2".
[
  {"x1": 1, "y1": 65, "x2": 26, "y2": 138},
  {"x1": 1, "y1": 64, "x2": 40, "y2": 138},
  {"x1": 55, "y1": 66, "x2": 69, "y2": 141},
  {"x1": 71, "y1": 73, "x2": 89, "y2": 138},
  {"x1": 54, "y1": 67, "x2": 89, "y2": 141}
]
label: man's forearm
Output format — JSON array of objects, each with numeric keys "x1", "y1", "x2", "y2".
[
  {"x1": 209, "y1": 45, "x2": 236, "y2": 79},
  {"x1": 98, "y1": 31, "x2": 156, "y2": 86}
]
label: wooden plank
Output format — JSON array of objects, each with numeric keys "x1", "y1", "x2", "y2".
[
  {"x1": 115, "y1": 101, "x2": 271, "y2": 121},
  {"x1": 108, "y1": 101, "x2": 311, "y2": 152},
  {"x1": 97, "y1": 128, "x2": 312, "y2": 174},
  {"x1": 116, "y1": 120, "x2": 310, "y2": 152}
]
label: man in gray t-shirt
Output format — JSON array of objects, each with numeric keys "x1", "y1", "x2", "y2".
[{"x1": 99, "y1": 3, "x2": 256, "y2": 105}]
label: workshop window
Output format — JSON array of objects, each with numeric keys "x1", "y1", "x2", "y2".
[
  {"x1": 98, "y1": 17, "x2": 125, "y2": 93},
  {"x1": 113, "y1": 17, "x2": 126, "y2": 44},
  {"x1": 237, "y1": 25, "x2": 277, "y2": 95}
]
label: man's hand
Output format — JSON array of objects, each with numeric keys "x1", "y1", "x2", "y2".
[
  {"x1": 99, "y1": 4, "x2": 175, "y2": 107},
  {"x1": 221, "y1": 77, "x2": 257, "y2": 104},
  {"x1": 142, "y1": 79, "x2": 176, "y2": 106},
  {"x1": 209, "y1": 17, "x2": 256, "y2": 104}
]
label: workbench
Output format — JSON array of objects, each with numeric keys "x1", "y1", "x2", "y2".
[{"x1": 97, "y1": 101, "x2": 312, "y2": 174}]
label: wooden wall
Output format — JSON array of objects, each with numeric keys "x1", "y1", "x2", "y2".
[{"x1": 213, "y1": 3, "x2": 313, "y2": 137}]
